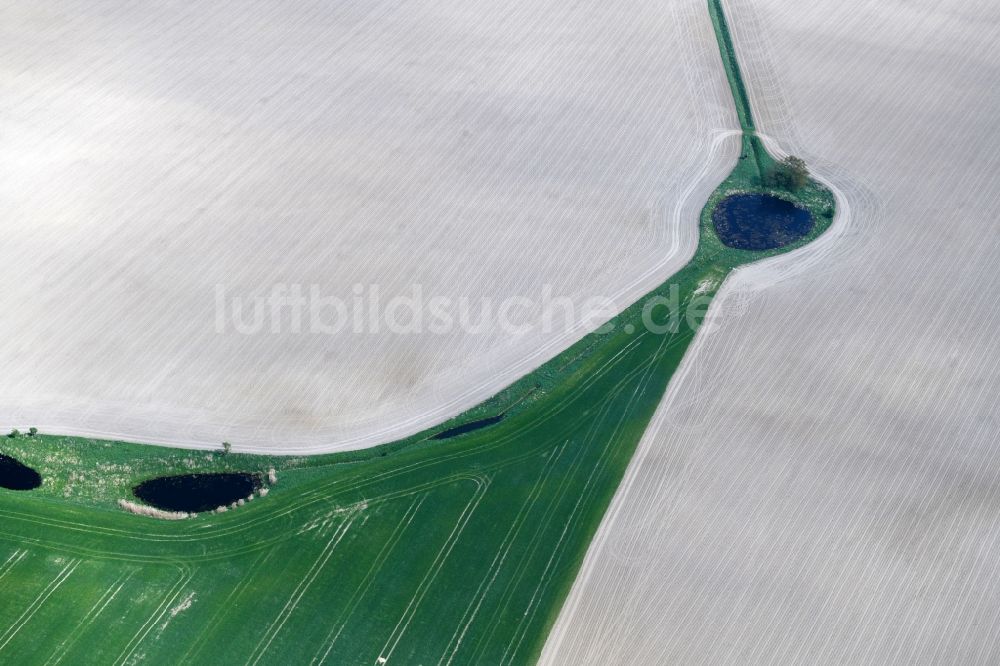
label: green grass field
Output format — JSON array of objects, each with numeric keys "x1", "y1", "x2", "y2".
[{"x1": 0, "y1": 3, "x2": 834, "y2": 663}]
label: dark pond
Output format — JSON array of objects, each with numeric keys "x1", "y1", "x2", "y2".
[
  {"x1": 432, "y1": 414, "x2": 504, "y2": 440},
  {"x1": 133, "y1": 472, "x2": 261, "y2": 513},
  {"x1": 713, "y1": 193, "x2": 814, "y2": 250},
  {"x1": 0, "y1": 454, "x2": 42, "y2": 490}
]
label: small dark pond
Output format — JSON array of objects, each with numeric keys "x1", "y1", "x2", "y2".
[
  {"x1": 432, "y1": 414, "x2": 505, "y2": 440},
  {"x1": 133, "y1": 472, "x2": 261, "y2": 513},
  {"x1": 713, "y1": 193, "x2": 814, "y2": 250},
  {"x1": 0, "y1": 454, "x2": 42, "y2": 490}
]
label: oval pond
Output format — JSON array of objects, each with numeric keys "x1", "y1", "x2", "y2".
[
  {"x1": 713, "y1": 193, "x2": 814, "y2": 251},
  {"x1": 133, "y1": 472, "x2": 261, "y2": 513}
]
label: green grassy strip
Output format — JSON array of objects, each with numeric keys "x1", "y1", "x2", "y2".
[{"x1": 0, "y1": 265, "x2": 718, "y2": 663}]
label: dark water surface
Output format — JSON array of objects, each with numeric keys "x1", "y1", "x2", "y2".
[
  {"x1": 432, "y1": 415, "x2": 505, "y2": 440},
  {"x1": 133, "y1": 472, "x2": 260, "y2": 513},
  {"x1": 0, "y1": 454, "x2": 42, "y2": 490},
  {"x1": 713, "y1": 193, "x2": 813, "y2": 250}
]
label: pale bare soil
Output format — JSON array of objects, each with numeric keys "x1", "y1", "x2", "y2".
[
  {"x1": 543, "y1": 0, "x2": 1000, "y2": 663},
  {"x1": 0, "y1": 0, "x2": 732, "y2": 452}
]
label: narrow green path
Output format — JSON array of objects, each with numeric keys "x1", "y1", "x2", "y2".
[
  {"x1": 707, "y1": 0, "x2": 790, "y2": 191},
  {"x1": 708, "y1": 0, "x2": 757, "y2": 133},
  {"x1": 0, "y1": 3, "x2": 835, "y2": 664}
]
